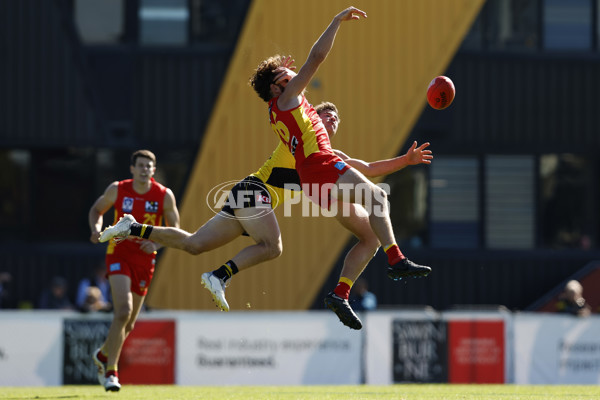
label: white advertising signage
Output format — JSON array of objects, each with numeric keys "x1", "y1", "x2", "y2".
[
  {"x1": 0, "y1": 311, "x2": 63, "y2": 386},
  {"x1": 176, "y1": 311, "x2": 362, "y2": 385},
  {"x1": 514, "y1": 313, "x2": 600, "y2": 384}
]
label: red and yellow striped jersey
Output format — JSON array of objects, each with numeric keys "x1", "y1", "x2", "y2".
[{"x1": 268, "y1": 95, "x2": 335, "y2": 169}]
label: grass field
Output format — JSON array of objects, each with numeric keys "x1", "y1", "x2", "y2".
[{"x1": 1, "y1": 385, "x2": 599, "y2": 400}]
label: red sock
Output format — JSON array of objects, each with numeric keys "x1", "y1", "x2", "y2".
[
  {"x1": 333, "y1": 277, "x2": 353, "y2": 300},
  {"x1": 385, "y1": 244, "x2": 405, "y2": 265},
  {"x1": 96, "y1": 350, "x2": 108, "y2": 364},
  {"x1": 105, "y1": 368, "x2": 118, "y2": 378}
]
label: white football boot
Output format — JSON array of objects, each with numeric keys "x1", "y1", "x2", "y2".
[
  {"x1": 99, "y1": 214, "x2": 136, "y2": 243},
  {"x1": 104, "y1": 375, "x2": 121, "y2": 392},
  {"x1": 201, "y1": 272, "x2": 230, "y2": 311}
]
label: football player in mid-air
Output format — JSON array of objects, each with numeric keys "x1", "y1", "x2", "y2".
[
  {"x1": 99, "y1": 97, "x2": 432, "y2": 330},
  {"x1": 248, "y1": 7, "x2": 431, "y2": 307}
]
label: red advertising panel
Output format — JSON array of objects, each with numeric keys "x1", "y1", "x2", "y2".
[
  {"x1": 448, "y1": 320, "x2": 504, "y2": 383},
  {"x1": 119, "y1": 320, "x2": 175, "y2": 384}
]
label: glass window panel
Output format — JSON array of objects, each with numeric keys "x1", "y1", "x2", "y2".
[
  {"x1": 75, "y1": 0, "x2": 124, "y2": 44},
  {"x1": 461, "y1": 5, "x2": 485, "y2": 50},
  {"x1": 485, "y1": 155, "x2": 535, "y2": 249},
  {"x1": 33, "y1": 149, "x2": 96, "y2": 241},
  {"x1": 489, "y1": 0, "x2": 539, "y2": 50},
  {"x1": 544, "y1": 0, "x2": 592, "y2": 50},
  {"x1": 0, "y1": 150, "x2": 31, "y2": 239},
  {"x1": 139, "y1": 0, "x2": 189, "y2": 46},
  {"x1": 387, "y1": 168, "x2": 429, "y2": 248},
  {"x1": 540, "y1": 154, "x2": 592, "y2": 249},
  {"x1": 429, "y1": 157, "x2": 479, "y2": 249}
]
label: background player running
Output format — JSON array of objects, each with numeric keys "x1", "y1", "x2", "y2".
[{"x1": 89, "y1": 149, "x2": 180, "y2": 391}]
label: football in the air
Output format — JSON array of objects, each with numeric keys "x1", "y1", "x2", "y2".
[{"x1": 427, "y1": 76, "x2": 455, "y2": 110}]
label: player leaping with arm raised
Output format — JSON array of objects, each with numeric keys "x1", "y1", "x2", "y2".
[{"x1": 248, "y1": 7, "x2": 431, "y2": 328}]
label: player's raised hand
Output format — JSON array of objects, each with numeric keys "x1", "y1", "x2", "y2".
[
  {"x1": 273, "y1": 67, "x2": 297, "y2": 85},
  {"x1": 334, "y1": 6, "x2": 367, "y2": 22},
  {"x1": 405, "y1": 141, "x2": 433, "y2": 165},
  {"x1": 281, "y1": 55, "x2": 296, "y2": 70}
]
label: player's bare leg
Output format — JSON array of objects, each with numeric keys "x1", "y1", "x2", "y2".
[
  {"x1": 332, "y1": 168, "x2": 430, "y2": 280},
  {"x1": 325, "y1": 202, "x2": 380, "y2": 330},
  {"x1": 99, "y1": 275, "x2": 139, "y2": 391},
  {"x1": 102, "y1": 283, "x2": 144, "y2": 392},
  {"x1": 150, "y1": 213, "x2": 245, "y2": 255},
  {"x1": 99, "y1": 213, "x2": 245, "y2": 255},
  {"x1": 333, "y1": 168, "x2": 395, "y2": 246},
  {"x1": 335, "y1": 202, "x2": 380, "y2": 282},
  {"x1": 202, "y1": 207, "x2": 282, "y2": 311},
  {"x1": 231, "y1": 207, "x2": 282, "y2": 270}
]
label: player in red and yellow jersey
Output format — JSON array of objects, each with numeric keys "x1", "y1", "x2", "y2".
[
  {"x1": 89, "y1": 149, "x2": 180, "y2": 392},
  {"x1": 249, "y1": 7, "x2": 431, "y2": 326}
]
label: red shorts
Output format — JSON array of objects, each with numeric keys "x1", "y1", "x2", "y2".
[
  {"x1": 297, "y1": 152, "x2": 351, "y2": 209},
  {"x1": 106, "y1": 241, "x2": 156, "y2": 296}
]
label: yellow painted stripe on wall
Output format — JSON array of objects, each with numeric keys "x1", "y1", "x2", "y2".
[{"x1": 147, "y1": 0, "x2": 484, "y2": 310}]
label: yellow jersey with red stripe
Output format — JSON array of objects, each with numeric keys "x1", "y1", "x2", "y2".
[{"x1": 268, "y1": 95, "x2": 335, "y2": 169}]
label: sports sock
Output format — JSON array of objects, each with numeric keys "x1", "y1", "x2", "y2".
[
  {"x1": 333, "y1": 277, "x2": 353, "y2": 300},
  {"x1": 212, "y1": 260, "x2": 239, "y2": 282},
  {"x1": 130, "y1": 223, "x2": 153, "y2": 239},
  {"x1": 96, "y1": 349, "x2": 108, "y2": 364},
  {"x1": 105, "y1": 367, "x2": 118, "y2": 378},
  {"x1": 384, "y1": 244, "x2": 405, "y2": 265}
]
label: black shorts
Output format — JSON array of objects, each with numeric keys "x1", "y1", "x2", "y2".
[{"x1": 221, "y1": 176, "x2": 272, "y2": 216}]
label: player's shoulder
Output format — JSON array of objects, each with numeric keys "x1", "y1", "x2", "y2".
[
  {"x1": 104, "y1": 180, "x2": 121, "y2": 193},
  {"x1": 151, "y1": 178, "x2": 169, "y2": 192},
  {"x1": 113, "y1": 179, "x2": 133, "y2": 189}
]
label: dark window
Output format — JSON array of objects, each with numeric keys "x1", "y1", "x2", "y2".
[{"x1": 539, "y1": 154, "x2": 593, "y2": 249}]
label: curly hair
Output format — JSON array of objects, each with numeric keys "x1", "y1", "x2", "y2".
[
  {"x1": 314, "y1": 101, "x2": 340, "y2": 122},
  {"x1": 248, "y1": 55, "x2": 287, "y2": 102}
]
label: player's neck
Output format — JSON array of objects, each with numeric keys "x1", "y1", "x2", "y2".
[{"x1": 132, "y1": 179, "x2": 152, "y2": 194}]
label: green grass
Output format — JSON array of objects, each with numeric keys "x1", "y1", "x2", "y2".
[{"x1": 1, "y1": 385, "x2": 599, "y2": 400}]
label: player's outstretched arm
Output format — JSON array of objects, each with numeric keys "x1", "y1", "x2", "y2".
[
  {"x1": 341, "y1": 141, "x2": 432, "y2": 178},
  {"x1": 279, "y1": 7, "x2": 367, "y2": 108}
]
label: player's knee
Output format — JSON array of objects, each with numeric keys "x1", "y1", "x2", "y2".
[
  {"x1": 370, "y1": 186, "x2": 389, "y2": 214},
  {"x1": 358, "y1": 235, "x2": 380, "y2": 257},
  {"x1": 185, "y1": 240, "x2": 206, "y2": 256},
  {"x1": 373, "y1": 185, "x2": 388, "y2": 203},
  {"x1": 113, "y1": 305, "x2": 132, "y2": 323},
  {"x1": 264, "y1": 239, "x2": 283, "y2": 260},
  {"x1": 186, "y1": 244, "x2": 203, "y2": 255}
]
